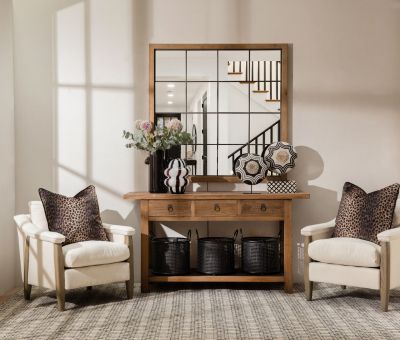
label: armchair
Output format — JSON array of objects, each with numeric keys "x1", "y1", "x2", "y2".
[
  {"x1": 301, "y1": 199, "x2": 400, "y2": 311},
  {"x1": 14, "y1": 201, "x2": 135, "y2": 311}
]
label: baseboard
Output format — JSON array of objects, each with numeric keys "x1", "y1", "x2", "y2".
[
  {"x1": 0, "y1": 286, "x2": 21, "y2": 303},
  {"x1": 134, "y1": 283, "x2": 141, "y2": 294},
  {"x1": 1, "y1": 283, "x2": 143, "y2": 299}
]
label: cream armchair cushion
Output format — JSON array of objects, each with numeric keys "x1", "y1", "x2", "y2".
[
  {"x1": 308, "y1": 237, "x2": 381, "y2": 268},
  {"x1": 63, "y1": 241, "x2": 130, "y2": 268}
]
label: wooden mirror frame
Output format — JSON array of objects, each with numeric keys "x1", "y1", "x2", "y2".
[{"x1": 149, "y1": 43, "x2": 288, "y2": 183}]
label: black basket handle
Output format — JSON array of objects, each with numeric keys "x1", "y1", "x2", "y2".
[
  {"x1": 187, "y1": 229, "x2": 191, "y2": 241},
  {"x1": 239, "y1": 228, "x2": 244, "y2": 240},
  {"x1": 196, "y1": 229, "x2": 200, "y2": 240},
  {"x1": 233, "y1": 229, "x2": 239, "y2": 242}
]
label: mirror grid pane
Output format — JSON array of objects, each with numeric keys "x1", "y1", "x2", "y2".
[{"x1": 154, "y1": 48, "x2": 282, "y2": 176}]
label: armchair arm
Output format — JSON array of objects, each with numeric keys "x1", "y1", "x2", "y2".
[
  {"x1": 14, "y1": 214, "x2": 65, "y2": 244},
  {"x1": 301, "y1": 219, "x2": 336, "y2": 240},
  {"x1": 378, "y1": 226, "x2": 400, "y2": 290},
  {"x1": 378, "y1": 226, "x2": 400, "y2": 242},
  {"x1": 103, "y1": 223, "x2": 135, "y2": 236}
]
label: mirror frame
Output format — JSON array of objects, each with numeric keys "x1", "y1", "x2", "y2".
[{"x1": 149, "y1": 44, "x2": 288, "y2": 183}]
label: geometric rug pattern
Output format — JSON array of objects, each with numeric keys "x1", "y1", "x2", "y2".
[{"x1": 1, "y1": 284, "x2": 400, "y2": 339}]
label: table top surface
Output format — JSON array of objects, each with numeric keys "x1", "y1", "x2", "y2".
[{"x1": 123, "y1": 191, "x2": 310, "y2": 200}]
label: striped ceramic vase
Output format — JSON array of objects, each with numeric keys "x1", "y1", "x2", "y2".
[{"x1": 164, "y1": 158, "x2": 189, "y2": 194}]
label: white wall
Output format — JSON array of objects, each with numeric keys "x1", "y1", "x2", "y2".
[
  {"x1": 13, "y1": 0, "x2": 147, "y2": 285},
  {"x1": 13, "y1": 0, "x2": 400, "y2": 285},
  {"x1": 0, "y1": 0, "x2": 16, "y2": 294}
]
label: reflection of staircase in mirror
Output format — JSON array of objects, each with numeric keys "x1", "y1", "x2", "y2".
[
  {"x1": 227, "y1": 60, "x2": 281, "y2": 102},
  {"x1": 227, "y1": 61, "x2": 243, "y2": 75},
  {"x1": 226, "y1": 59, "x2": 282, "y2": 176},
  {"x1": 238, "y1": 60, "x2": 256, "y2": 84},
  {"x1": 228, "y1": 120, "x2": 280, "y2": 174}
]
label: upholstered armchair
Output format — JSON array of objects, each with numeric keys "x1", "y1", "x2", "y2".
[
  {"x1": 14, "y1": 201, "x2": 135, "y2": 311},
  {"x1": 301, "y1": 199, "x2": 400, "y2": 311}
]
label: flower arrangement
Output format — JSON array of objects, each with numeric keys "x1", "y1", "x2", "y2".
[{"x1": 123, "y1": 118, "x2": 192, "y2": 153}]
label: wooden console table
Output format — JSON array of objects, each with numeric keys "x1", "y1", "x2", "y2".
[{"x1": 123, "y1": 191, "x2": 309, "y2": 293}]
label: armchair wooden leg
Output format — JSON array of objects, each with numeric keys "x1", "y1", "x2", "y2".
[
  {"x1": 304, "y1": 236, "x2": 313, "y2": 301},
  {"x1": 126, "y1": 235, "x2": 134, "y2": 299},
  {"x1": 54, "y1": 243, "x2": 65, "y2": 311},
  {"x1": 23, "y1": 236, "x2": 32, "y2": 300},
  {"x1": 24, "y1": 284, "x2": 32, "y2": 300},
  {"x1": 305, "y1": 281, "x2": 313, "y2": 301},
  {"x1": 56, "y1": 289, "x2": 65, "y2": 311},
  {"x1": 126, "y1": 281, "x2": 133, "y2": 299},
  {"x1": 380, "y1": 241, "x2": 390, "y2": 312}
]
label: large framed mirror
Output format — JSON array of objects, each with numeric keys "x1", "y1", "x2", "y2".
[{"x1": 150, "y1": 44, "x2": 288, "y2": 182}]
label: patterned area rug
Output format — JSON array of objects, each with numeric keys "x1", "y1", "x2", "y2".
[{"x1": 1, "y1": 283, "x2": 400, "y2": 339}]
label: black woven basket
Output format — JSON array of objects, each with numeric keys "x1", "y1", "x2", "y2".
[
  {"x1": 197, "y1": 229, "x2": 238, "y2": 275},
  {"x1": 151, "y1": 230, "x2": 191, "y2": 275},
  {"x1": 241, "y1": 232, "x2": 280, "y2": 274}
]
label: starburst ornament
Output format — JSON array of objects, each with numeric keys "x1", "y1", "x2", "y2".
[
  {"x1": 234, "y1": 153, "x2": 270, "y2": 186},
  {"x1": 263, "y1": 141, "x2": 297, "y2": 175}
]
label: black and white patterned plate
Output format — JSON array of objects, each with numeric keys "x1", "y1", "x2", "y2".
[
  {"x1": 234, "y1": 153, "x2": 270, "y2": 185},
  {"x1": 263, "y1": 141, "x2": 297, "y2": 175}
]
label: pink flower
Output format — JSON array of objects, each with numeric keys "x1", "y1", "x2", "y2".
[
  {"x1": 140, "y1": 120, "x2": 153, "y2": 132},
  {"x1": 166, "y1": 118, "x2": 183, "y2": 132}
]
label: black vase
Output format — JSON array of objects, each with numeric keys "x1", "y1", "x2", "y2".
[{"x1": 149, "y1": 150, "x2": 168, "y2": 193}]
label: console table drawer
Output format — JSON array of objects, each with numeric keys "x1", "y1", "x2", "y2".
[
  {"x1": 194, "y1": 200, "x2": 237, "y2": 216},
  {"x1": 149, "y1": 200, "x2": 192, "y2": 216},
  {"x1": 240, "y1": 200, "x2": 283, "y2": 217}
]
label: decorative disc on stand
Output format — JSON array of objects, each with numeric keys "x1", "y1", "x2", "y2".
[
  {"x1": 234, "y1": 154, "x2": 270, "y2": 192},
  {"x1": 263, "y1": 141, "x2": 297, "y2": 175}
]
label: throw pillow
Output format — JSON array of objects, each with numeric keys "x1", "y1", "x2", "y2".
[
  {"x1": 333, "y1": 182, "x2": 400, "y2": 244},
  {"x1": 38, "y1": 185, "x2": 108, "y2": 245}
]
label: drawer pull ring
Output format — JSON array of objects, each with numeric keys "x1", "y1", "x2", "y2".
[
  {"x1": 167, "y1": 205, "x2": 174, "y2": 213},
  {"x1": 214, "y1": 204, "x2": 220, "y2": 212},
  {"x1": 261, "y1": 204, "x2": 267, "y2": 212}
]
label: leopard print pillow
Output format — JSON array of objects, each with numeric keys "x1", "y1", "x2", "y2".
[
  {"x1": 39, "y1": 186, "x2": 108, "y2": 245},
  {"x1": 333, "y1": 182, "x2": 400, "y2": 244}
]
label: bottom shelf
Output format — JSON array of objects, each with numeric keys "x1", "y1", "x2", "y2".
[{"x1": 149, "y1": 271, "x2": 284, "y2": 283}]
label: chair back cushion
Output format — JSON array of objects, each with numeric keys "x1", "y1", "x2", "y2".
[
  {"x1": 393, "y1": 199, "x2": 400, "y2": 227},
  {"x1": 308, "y1": 237, "x2": 380, "y2": 268},
  {"x1": 38, "y1": 185, "x2": 108, "y2": 245},
  {"x1": 333, "y1": 182, "x2": 400, "y2": 244},
  {"x1": 29, "y1": 201, "x2": 49, "y2": 230}
]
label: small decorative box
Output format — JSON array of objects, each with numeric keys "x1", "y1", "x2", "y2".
[{"x1": 267, "y1": 180, "x2": 297, "y2": 193}]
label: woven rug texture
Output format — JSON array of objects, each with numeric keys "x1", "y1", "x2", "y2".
[{"x1": 1, "y1": 284, "x2": 400, "y2": 339}]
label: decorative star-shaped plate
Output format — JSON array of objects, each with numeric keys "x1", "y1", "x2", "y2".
[
  {"x1": 234, "y1": 153, "x2": 270, "y2": 185},
  {"x1": 263, "y1": 141, "x2": 297, "y2": 175}
]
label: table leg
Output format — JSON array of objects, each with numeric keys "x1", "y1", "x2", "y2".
[
  {"x1": 141, "y1": 200, "x2": 150, "y2": 293},
  {"x1": 283, "y1": 200, "x2": 293, "y2": 293},
  {"x1": 279, "y1": 221, "x2": 284, "y2": 275}
]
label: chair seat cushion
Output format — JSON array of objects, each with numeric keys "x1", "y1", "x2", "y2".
[
  {"x1": 308, "y1": 237, "x2": 381, "y2": 268},
  {"x1": 63, "y1": 241, "x2": 129, "y2": 268}
]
